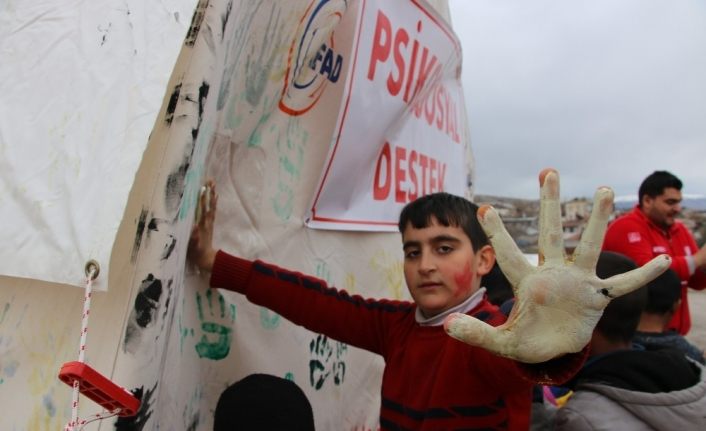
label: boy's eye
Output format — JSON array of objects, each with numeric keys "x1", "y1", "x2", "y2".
[
  {"x1": 405, "y1": 249, "x2": 420, "y2": 259},
  {"x1": 437, "y1": 245, "x2": 453, "y2": 254}
]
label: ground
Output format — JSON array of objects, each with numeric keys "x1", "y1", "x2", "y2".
[{"x1": 686, "y1": 289, "x2": 706, "y2": 353}]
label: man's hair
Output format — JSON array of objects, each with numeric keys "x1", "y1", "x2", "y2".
[
  {"x1": 643, "y1": 268, "x2": 681, "y2": 315},
  {"x1": 638, "y1": 170, "x2": 682, "y2": 207},
  {"x1": 398, "y1": 192, "x2": 489, "y2": 251},
  {"x1": 594, "y1": 252, "x2": 647, "y2": 343}
]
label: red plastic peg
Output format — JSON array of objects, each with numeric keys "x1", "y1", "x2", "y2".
[{"x1": 58, "y1": 361, "x2": 139, "y2": 417}]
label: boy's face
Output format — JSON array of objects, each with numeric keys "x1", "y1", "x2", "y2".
[{"x1": 402, "y1": 217, "x2": 494, "y2": 318}]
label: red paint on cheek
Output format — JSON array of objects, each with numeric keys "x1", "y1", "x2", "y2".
[{"x1": 453, "y1": 262, "x2": 474, "y2": 297}]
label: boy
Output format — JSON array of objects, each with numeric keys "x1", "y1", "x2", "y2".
[
  {"x1": 188, "y1": 169, "x2": 668, "y2": 430},
  {"x1": 634, "y1": 268, "x2": 705, "y2": 363},
  {"x1": 554, "y1": 252, "x2": 706, "y2": 430}
]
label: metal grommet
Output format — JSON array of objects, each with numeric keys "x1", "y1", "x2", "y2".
[{"x1": 84, "y1": 259, "x2": 100, "y2": 280}]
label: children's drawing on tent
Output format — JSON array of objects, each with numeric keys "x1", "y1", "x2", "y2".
[
  {"x1": 309, "y1": 334, "x2": 347, "y2": 390},
  {"x1": 27, "y1": 324, "x2": 74, "y2": 429},
  {"x1": 315, "y1": 259, "x2": 333, "y2": 284},
  {"x1": 343, "y1": 272, "x2": 358, "y2": 294},
  {"x1": 218, "y1": 3, "x2": 286, "y2": 132},
  {"x1": 0, "y1": 303, "x2": 18, "y2": 386},
  {"x1": 273, "y1": 118, "x2": 309, "y2": 221},
  {"x1": 371, "y1": 250, "x2": 405, "y2": 299},
  {"x1": 260, "y1": 307, "x2": 281, "y2": 330}
]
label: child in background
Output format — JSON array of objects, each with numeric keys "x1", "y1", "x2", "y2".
[
  {"x1": 554, "y1": 252, "x2": 706, "y2": 430},
  {"x1": 634, "y1": 268, "x2": 705, "y2": 363}
]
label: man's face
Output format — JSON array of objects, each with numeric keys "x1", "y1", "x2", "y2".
[
  {"x1": 643, "y1": 187, "x2": 682, "y2": 228},
  {"x1": 401, "y1": 217, "x2": 493, "y2": 318}
]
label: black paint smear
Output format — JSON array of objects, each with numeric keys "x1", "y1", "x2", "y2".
[
  {"x1": 133, "y1": 274, "x2": 163, "y2": 328},
  {"x1": 126, "y1": 6, "x2": 133, "y2": 30},
  {"x1": 197, "y1": 81, "x2": 210, "y2": 123},
  {"x1": 185, "y1": 0, "x2": 208, "y2": 47},
  {"x1": 221, "y1": 0, "x2": 233, "y2": 41},
  {"x1": 147, "y1": 218, "x2": 161, "y2": 231},
  {"x1": 147, "y1": 217, "x2": 169, "y2": 233},
  {"x1": 131, "y1": 209, "x2": 149, "y2": 264},
  {"x1": 191, "y1": 81, "x2": 210, "y2": 141},
  {"x1": 164, "y1": 80, "x2": 210, "y2": 219},
  {"x1": 161, "y1": 279, "x2": 173, "y2": 322},
  {"x1": 186, "y1": 410, "x2": 200, "y2": 431},
  {"x1": 165, "y1": 83, "x2": 182, "y2": 124},
  {"x1": 184, "y1": 81, "x2": 210, "y2": 133},
  {"x1": 114, "y1": 383, "x2": 157, "y2": 431},
  {"x1": 164, "y1": 159, "x2": 190, "y2": 216},
  {"x1": 161, "y1": 235, "x2": 177, "y2": 260},
  {"x1": 99, "y1": 22, "x2": 111, "y2": 47},
  {"x1": 123, "y1": 274, "x2": 166, "y2": 352}
]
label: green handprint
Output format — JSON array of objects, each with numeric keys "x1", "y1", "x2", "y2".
[{"x1": 195, "y1": 289, "x2": 236, "y2": 360}]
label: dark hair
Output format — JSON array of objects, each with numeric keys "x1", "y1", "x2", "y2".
[
  {"x1": 594, "y1": 252, "x2": 647, "y2": 343},
  {"x1": 214, "y1": 374, "x2": 315, "y2": 431},
  {"x1": 638, "y1": 171, "x2": 682, "y2": 207},
  {"x1": 483, "y1": 262, "x2": 514, "y2": 306},
  {"x1": 398, "y1": 192, "x2": 489, "y2": 251},
  {"x1": 643, "y1": 268, "x2": 681, "y2": 315}
]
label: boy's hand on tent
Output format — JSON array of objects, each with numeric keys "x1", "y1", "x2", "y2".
[
  {"x1": 443, "y1": 169, "x2": 670, "y2": 363},
  {"x1": 188, "y1": 180, "x2": 218, "y2": 272}
]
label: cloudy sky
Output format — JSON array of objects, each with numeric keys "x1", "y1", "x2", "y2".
[{"x1": 448, "y1": 0, "x2": 706, "y2": 200}]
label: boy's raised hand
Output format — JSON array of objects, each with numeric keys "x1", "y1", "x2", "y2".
[
  {"x1": 443, "y1": 169, "x2": 671, "y2": 363},
  {"x1": 188, "y1": 180, "x2": 218, "y2": 272}
]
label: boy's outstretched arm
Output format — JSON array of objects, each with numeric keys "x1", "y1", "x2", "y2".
[{"x1": 444, "y1": 168, "x2": 671, "y2": 364}]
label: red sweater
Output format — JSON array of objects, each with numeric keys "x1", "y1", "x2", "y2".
[
  {"x1": 210, "y1": 251, "x2": 585, "y2": 430},
  {"x1": 603, "y1": 206, "x2": 706, "y2": 334}
]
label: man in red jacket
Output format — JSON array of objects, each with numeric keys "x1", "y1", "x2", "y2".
[{"x1": 603, "y1": 170, "x2": 706, "y2": 334}]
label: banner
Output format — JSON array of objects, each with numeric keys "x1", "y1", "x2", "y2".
[{"x1": 306, "y1": 0, "x2": 469, "y2": 231}]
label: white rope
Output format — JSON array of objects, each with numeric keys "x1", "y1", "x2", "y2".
[
  {"x1": 65, "y1": 408, "x2": 121, "y2": 431},
  {"x1": 64, "y1": 263, "x2": 115, "y2": 431}
]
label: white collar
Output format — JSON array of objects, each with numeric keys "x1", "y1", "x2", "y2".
[{"x1": 415, "y1": 287, "x2": 487, "y2": 327}]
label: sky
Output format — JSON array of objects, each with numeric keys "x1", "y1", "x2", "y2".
[{"x1": 448, "y1": 0, "x2": 706, "y2": 200}]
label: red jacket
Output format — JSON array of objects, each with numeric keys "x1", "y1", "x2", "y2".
[
  {"x1": 210, "y1": 251, "x2": 586, "y2": 430},
  {"x1": 603, "y1": 206, "x2": 706, "y2": 334}
]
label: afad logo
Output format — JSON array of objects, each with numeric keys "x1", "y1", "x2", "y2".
[{"x1": 279, "y1": 0, "x2": 347, "y2": 116}]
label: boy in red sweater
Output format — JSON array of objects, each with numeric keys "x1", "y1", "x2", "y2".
[{"x1": 188, "y1": 169, "x2": 669, "y2": 430}]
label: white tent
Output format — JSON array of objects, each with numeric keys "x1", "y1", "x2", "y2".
[{"x1": 0, "y1": 1, "x2": 473, "y2": 429}]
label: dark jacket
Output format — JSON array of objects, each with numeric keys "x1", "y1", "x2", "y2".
[{"x1": 554, "y1": 346, "x2": 706, "y2": 430}]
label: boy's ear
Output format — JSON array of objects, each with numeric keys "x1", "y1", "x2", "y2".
[
  {"x1": 670, "y1": 299, "x2": 681, "y2": 315},
  {"x1": 475, "y1": 245, "x2": 496, "y2": 276}
]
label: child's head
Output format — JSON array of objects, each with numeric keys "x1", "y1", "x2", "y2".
[
  {"x1": 643, "y1": 268, "x2": 681, "y2": 316},
  {"x1": 398, "y1": 193, "x2": 494, "y2": 318},
  {"x1": 593, "y1": 252, "x2": 647, "y2": 345},
  {"x1": 214, "y1": 374, "x2": 315, "y2": 431},
  {"x1": 398, "y1": 193, "x2": 489, "y2": 250}
]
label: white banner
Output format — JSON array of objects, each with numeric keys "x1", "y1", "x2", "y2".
[{"x1": 307, "y1": 0, "x2": 469, "y2": 231}]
